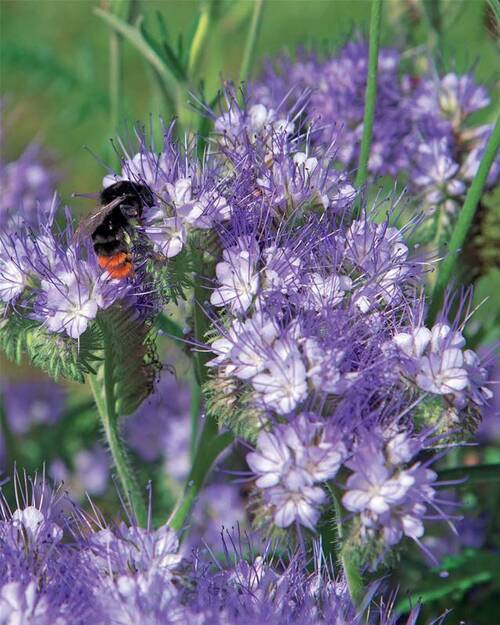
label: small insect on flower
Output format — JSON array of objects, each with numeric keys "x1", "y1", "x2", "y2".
[{"x1": 75, "y1": 181, "x2": 155, "y2": 279}]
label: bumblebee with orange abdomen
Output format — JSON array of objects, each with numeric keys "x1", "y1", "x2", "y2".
[{"x1": 76, "y1": 180, "x2": 154, "y2": 279}]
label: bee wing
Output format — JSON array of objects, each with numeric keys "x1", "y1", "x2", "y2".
[{"x1": 73, "y1": 196, "x2": 125, "y2": 244}]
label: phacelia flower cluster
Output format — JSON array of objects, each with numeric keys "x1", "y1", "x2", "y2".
[
  {"x1": 247, "y1": 415, "x2": 346, "y2": 529},
  {"x1": 184, "y1": 92, "x2": 493, "y2": 559},
  {"x1": 249, "y1": 41, "x2": 499, "y2": 245},
  {"x1": 1, "y1": 61, "x2": 493, "y2": 574},
  {"x1": 0, "y1": 472, "x2": 441, "y2": 625}
]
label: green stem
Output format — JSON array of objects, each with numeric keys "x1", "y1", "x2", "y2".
[
  {"x1": 239, "y1": 0, "x2": 265, "y2": 84},
  {"x1": 95, "y1": 8, "x2": 180, "y2": 103},
  {"x1": 109, "y1": 30, "x2": 122, "y2": 134},
  {"x1": 421, "y1": 0, "x2": 443, "y2": 51},
  {"x1": 427, "y1": 115, "x2": 500, "y2": 324},
  {"x1": 89, "y1": 329, "x2": 147, "y2": 526},
  {"x1": 167, "y1": 241, "x2": 233, "y2": 532},
  {"x1": 155, "y1": 312, "x2": 185, "y2": 342},
  {"x1": 0, "y1": 396, "x2": 18, "y2": 468},
  {"x1": 354, "y1": 0, "x2": 383, "y2": 199},
  {"x1": 189, "y1": 380, "x2": 202, "y2": 459},
  {"x1": 329, "y1": 487, "x2": 365, "y2": 608},
  {"x1": 191, "y1": 248, "x2": 214, "y2": 386},
  {"x1": 168, "y1": 430, "x2": 233, "y2": 531}
]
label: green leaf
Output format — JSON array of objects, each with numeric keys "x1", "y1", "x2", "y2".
[
  {"x1": 0, "y1": 313, "x2": 102, "y2": 383},
  {"x1": 95, "y1": 305, "x2": 159, "y2": 416},
  {"x1": 155, "y1": 312, "x2": 185, "y2": 342},
  {"x1": 396, "y1": 549, "x2": 500, "y2": 614},
  {"x1": 438, "y1": 463, "x2": 500, "y2": 486},
  {"x1": 88, "y1": 304, "x2": 159, "y2": 526},
  {"x1": 94, "y1": 8, "x2": 180, "y2": 102}
]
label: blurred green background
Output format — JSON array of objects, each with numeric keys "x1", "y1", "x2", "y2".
[{"x1": 1, "y1": 0, "x2": 498, "y2": 207}]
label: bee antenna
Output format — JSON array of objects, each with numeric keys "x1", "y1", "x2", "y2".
[{"x1": 72, "y1": 192, "x2": 100, "y2": 199}]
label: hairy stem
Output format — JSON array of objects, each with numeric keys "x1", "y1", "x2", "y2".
[
  {"x1": 428, "y1": 115, "x2": 500, "y2": 324},
  {"x1": 354, "y1": 0, "x2": 383, "y2": 200},
  {"x1": 239, "y1": 0, "x2": 265, "y2": 84},
  {"x1": 89, "y1": 326, "x2": 147, "y2": 526},
  {"x1": 331, "y1": 489, "x2": 365, "y2": 607},
  {"x1": 167, "y1": 243, "x2": 233, "y2": 532}
]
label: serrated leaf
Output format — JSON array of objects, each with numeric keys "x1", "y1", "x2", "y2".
[
  {"x1": 146, "y1": 249, "x2": 192, "y2": 305},
  {"x1": 0, "y1": 313, "x2": 102, "y2": 383}
]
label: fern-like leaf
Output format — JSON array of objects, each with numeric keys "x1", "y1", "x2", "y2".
[
  {"x1": 0, "y1": 313, "x2": 102, "y2": 383},
  {"x1": 95, "y1": 305, "x2": 160, "y2": 416}
]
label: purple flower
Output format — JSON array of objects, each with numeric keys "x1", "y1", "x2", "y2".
[
  {"x1": 2, "y1": 380, "x2": 65, "y2": 435},
  {"x1": 460, "y1": 123, "x2": 500, "y2": 187},
  {"x1": 0, "y1": 581, "x2": 52, "y2": 624},
  {"x1": 209, "y1": 312, "x2": 280, "y2": 380},
  {"x1": 104, "y1": 122, "x2": 235, "y2": 260},
  {"x1": 249, "y1": 43, "x2": 497, "y2": 232},
  {"x1": 393, "y1": 321, "x2": 491, "y2": 408},
  {"x1": 0, "y1": 469, "x2": 447, "y2": 624},
  {"x1": 34, "y1": 249, "x2": 123, "y2": 338},
  {"x1": 412, "y1": 138, "x2": 465, "y2": 211},
  {"x1": 0, "y1": 234, "x2": 33, "y2": 303},
  {"x1": 211, "y1": 237, "x2": 260, "y2": 314},
  {"x1": 0, "y1": 142, "x2": 58, "y2": 234},
  {"x1": 412, "y1": 72, "x2": 490, "y2": 130},
  {"x1": 251, "y1": 335, "x2": 308, "y2": 413},
  {"x1": 343, "y1": 430, "x2": 444, "y2": 552},
  {"x1": 247, "y1": 415, "x2": 346, "y2": 529},
  {"x1": 250, "y1": 41, "x2": 412, "y2": 177}
]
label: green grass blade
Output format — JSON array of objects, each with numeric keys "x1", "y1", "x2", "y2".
[
  {"x1": 187, "y1": 1, "x2": 213, "y2": 77},
  {"x1": 354, "y1": 0, "x2": 383, "y2": 200},
  {"x1": 438, "y1": 463, "x2": 500, "y2": 485},
  {"x1": 94, "y1": 8, "x2": 180, "y2": 102},
  {"x1": 239, "y1": 0, "x2": 266, "y2": 84},
  {"x1": 168, "y1": 430, "x2": 233, "y2": 532}
]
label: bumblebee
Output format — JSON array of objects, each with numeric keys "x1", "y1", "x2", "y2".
[{"x1": 76, "y1": 180, "x2": 154, "y2": 279}]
